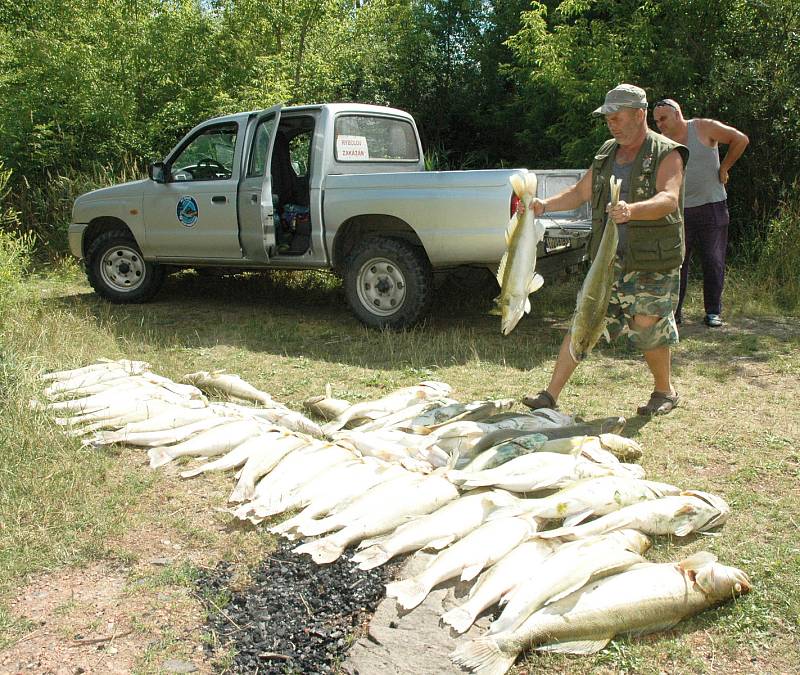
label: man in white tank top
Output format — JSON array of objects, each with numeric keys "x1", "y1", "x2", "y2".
[{"x1": 653, "y1": 99, "x2": 749, "y2": 327}]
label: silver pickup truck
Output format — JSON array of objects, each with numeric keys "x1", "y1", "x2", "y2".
[{"x1": 70, "y1": 103, "x2": 590, "y2": 328}]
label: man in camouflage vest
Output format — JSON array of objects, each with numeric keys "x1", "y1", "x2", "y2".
[{"x1": 522, "y1": 84, "x2": 689, "y2": 416}]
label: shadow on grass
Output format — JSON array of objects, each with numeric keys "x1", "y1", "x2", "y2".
[{"x1": 41, "y1": 268, "x2": 800, "y2": 374}]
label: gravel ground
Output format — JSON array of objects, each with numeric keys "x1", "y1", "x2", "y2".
[{"x1": 197, "y1": 540, "x2": 399, "y2": 674}]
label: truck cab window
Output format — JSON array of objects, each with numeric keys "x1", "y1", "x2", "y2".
[
  {"x1": 171, "y1": 123, "x2": 238, "y2": 182},
  {"x1": 334, "y1": 115, "x2": 419, "y2": 162}
]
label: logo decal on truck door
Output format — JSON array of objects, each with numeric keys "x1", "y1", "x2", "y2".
[{"x1": 176, "y1": 196, "x2": 199, "y2": 227}]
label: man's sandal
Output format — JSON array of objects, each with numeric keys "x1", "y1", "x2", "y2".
[
  {"x1": 521, "y1": 390, "x2": 558, "y2": 410},
  {"x1": 637, "y1": 391, "x2": 679, "y2": 416}
]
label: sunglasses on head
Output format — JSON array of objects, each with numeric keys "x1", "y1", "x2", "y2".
[{"x1": 653, "y1": 99, "x2": 678, "y2": 110}]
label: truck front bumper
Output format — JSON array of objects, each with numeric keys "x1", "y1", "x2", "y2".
[{"x1": 68, "y1": 223, "x2": 88, "y2": 259}]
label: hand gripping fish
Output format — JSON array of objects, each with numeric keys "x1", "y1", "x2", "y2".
[
  {"x1": 569, "y1": 176, "x2": 622, "y2": 362},
  {"x1": 492, "y1": 173, "x2": 546, "y2": 335}
]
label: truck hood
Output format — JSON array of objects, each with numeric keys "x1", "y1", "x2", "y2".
[{"x1": 73, "y1": 179, "x2": 149, "y2": 207}]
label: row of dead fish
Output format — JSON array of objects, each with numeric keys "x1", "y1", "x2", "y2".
[{"x1": 36, "y1": 359, "x2": 751, "y2": 675}]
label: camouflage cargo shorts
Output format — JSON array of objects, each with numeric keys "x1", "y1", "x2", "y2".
[{"x1": 604, "y1": 261, "x2": 680, "y2": 351}]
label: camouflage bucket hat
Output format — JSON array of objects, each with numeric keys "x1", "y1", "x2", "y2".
[{"x1": 593, "y1": 84, "x2": 648, "y2": 116}]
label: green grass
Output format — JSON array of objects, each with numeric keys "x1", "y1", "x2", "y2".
[{"x1": 0, "y1": 260, "x2": 798, "y2": 671}]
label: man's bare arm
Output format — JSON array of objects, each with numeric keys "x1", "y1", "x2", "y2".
[
  {"x1": 529, "y1": 168, "x2": 593, "y2": 216},
  {"x1": 697, "y1": 118, "x2": 749, "y2": 184},
  {"x1": 608, "y1": 150, "x2": 684, "y2": 224}
]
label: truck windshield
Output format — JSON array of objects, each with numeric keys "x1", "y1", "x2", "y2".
[{"x1": 334, "y1": 115, "x2": 418, "y2": 162}]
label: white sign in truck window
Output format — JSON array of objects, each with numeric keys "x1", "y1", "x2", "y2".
[{"x1": 336, "y1": 135, "x2": 370, "y2": 161}]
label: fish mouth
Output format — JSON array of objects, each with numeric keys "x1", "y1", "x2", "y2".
[{"x1": 682, "y1": 490, "x2": 731, "y2": 530}]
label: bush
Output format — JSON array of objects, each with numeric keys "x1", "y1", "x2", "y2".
[
  {"x1": 756, "y1": 186, "x2": 800, "y2": 311},
  {"x1": 0, "y1": 161, "x2": 32, "y2": 315}
]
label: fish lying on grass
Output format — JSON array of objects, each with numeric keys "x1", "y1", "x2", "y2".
[
  {"x1": 488, "y1": 530, "x2": 651, "y2": 635},
  {"x1": 322, "y1": 382, "x2": 452, "y2": 434},
  {"x1": 569, "y1": 175, "x2": 622, "y2": 363},
  {"x1": 536, "y1": 490, "x2": 730, "y2": 540},
  {"x1": 352, "y1": 489, "x2": 518, "y2": 570},
  {"x1": 354, "y1": 399, "x2": 454, "y2": 434},
  {"x1": 269, "y1": 459, "x2": 408, "y2": 539},
  {"x1": 534, "y1": 433, "x2": 642, "y2": 463},
  {"x1": 182, "y1": 370, "x2": 274, "y2": 406},
  {"x1": 40, "y1": 359, "x2": 150, "y2": 382},
  {"x1": 236, "y1": 443, "x2": 359, "y2": 522},
  {"x1": 147, "y1": 419, "x2": 269, "y2": 468},
  {"x1": 449, "y1": 452, "x2": 640, "y2": 493},
  {"x1": 386, "y1": 515, "x2": 540, "y2": 610},
  {"x1": 492, "y1": 172, "x2": 546, "y2": 335},
  {"x1": 86, "y1": 414, "x2": 231, "y2": 448},
  {"x1": 462, "y1": 433, "x2": 548, "y2": 472},
  {"x1": 333, "y1": 430, "x2": 435, "y2": 473},
  {"x1": 229, "y1": 434, "x2": 315, "y2": 503},
  {"x1": 43, "y1": 383, "x2": 207, "y2": 414},
  {"x1": 441, "y1": 539, "x2": 561, "y2": 634},
  {"x1": 303, "y1": 385, "x2": 352, "y2": 420},
  {"x1": 293, "y1": 474, "x2": 460, "y2": 564},
  {"x1": 406, "y1": 399, "x2": 516, "y2": 433},
  {"x1": 451, "y1": 552, "x2": 750, "y2": 675},
  {"x1": 180, "y1": 431, "x2": 288, "y2": 479},
  {"x1": 488, "y1": 476, "x2": 681, "y2": 525},
  {"x1": 466, "y1": 415, "x2": 625, "y2": 457},
  {"x1": 292, "y1": 471, "x2": 430, "y2": 538},
  {"x1": 54, "y1": 400, "x2": 180, "y2": 431}
]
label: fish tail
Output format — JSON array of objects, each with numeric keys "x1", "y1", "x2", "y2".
[
  {"x1": 296, "y1": 515, "x2": 337, "y2": 537},
  {"x1": 450, "y1": 636, "x2": 516, "y2": 675},
  {"x1": 354, "y1": 546, "x2": 391, "y2": 571},
  {"x1": 179, "y1": 465, "x2": 206, "y2": 479},
  {"x1": 446, "y1": 469, "x2": 467, "y2": 484},
  {"x1": 268, "y1": 518, "x2": 297, "y2": 536},
  {"x1": 441, "y1": 606, "x2": 475, "y2": 634},
  {"x1": 293, "y1": 537, "x2": 343, "y2": 564},
  {"x1": 147, "y1": 446, "x2": 173, "y2": 469},
  {"x1": 386, "y1": 577, "x2": 429, "y2": 610}
]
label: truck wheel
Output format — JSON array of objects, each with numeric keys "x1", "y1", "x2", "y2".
[
  {"x1": 344, "y1": 237, "x2": 432, "y2": 329},
  {"x1": 86, "y1": 229, "x2": 164, "y2": 303}
]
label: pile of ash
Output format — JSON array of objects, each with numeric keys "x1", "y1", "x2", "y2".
[{"x1": 197, "y1": 540, "x2": 396, "y2": 674}]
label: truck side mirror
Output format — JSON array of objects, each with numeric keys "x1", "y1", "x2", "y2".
[{"x1": 148, "y1": 161, "x2": 168, "y2": 183}]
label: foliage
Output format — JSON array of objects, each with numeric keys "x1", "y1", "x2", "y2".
[
  {"x1": 0, "y1": 0, "x2": 799, "y2": 280},
  {"x1": 755, "y1": 184, "x2": 800, "y2": 311},
  {"x1": 505, "y1": 0, "x2": 800, "y2": 244}
]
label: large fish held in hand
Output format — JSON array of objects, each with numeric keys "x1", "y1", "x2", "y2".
[
  {"x1": 569, "y1": 175, "x2": 622, "y2": 362},
  {"x1": 492, "y1": 173, "x2": 546, "y2": 336}
]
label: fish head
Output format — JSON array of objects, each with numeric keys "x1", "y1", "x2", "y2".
[
  {"x1": 419, "y1": 381, "x2": 453, "y2": 396},
  {"x1": 682, "y1": 490, "x2": 731, "y2": 531},
  {"x1": 509, "y1": 173, "x2": 526, "y2": 198},
  {"x1": 604, "y1": 528, "x2": 652, "y2": 554},
  {"x1": 680, "y1": 553, "x2": 752, "y2": 601}
]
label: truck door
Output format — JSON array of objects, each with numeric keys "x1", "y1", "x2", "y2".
[
  {"x1": 143, "y1": 121, "x2": 243, "y2": 259},
  {"x1": 237, "y1": 105, "x2": 283, "y2": 261}
]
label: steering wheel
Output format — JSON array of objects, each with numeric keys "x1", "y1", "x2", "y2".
[{"x1": 197, "y1": 157, "x2": 227, "y2": 173}]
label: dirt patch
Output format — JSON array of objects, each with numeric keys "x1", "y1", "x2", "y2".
[
  {"x1": 0, "y1": 452, "x2": 265, "y2": 675},
  {"x1": 0, "y1": 559, "x2": 208, "y2": 675}
]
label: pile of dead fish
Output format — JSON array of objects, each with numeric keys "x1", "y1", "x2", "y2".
[{"x1": 36, "y1": 359, "x2": 751, "y2": 675}]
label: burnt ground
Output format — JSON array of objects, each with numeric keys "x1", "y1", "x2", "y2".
[{"x1": 195, "y1": 541, "x2": 398, "y2": 675}]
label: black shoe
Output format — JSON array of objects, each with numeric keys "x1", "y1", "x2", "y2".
[
  {"x1": 704, "y1": 314, "x2": 722, "y2": 328},
  {"x1": 675, "y1": 313, "x2": 682, "y2": 326},
  {"x1": 522, "y1": 390, "x2": 558, "y2": 410}
]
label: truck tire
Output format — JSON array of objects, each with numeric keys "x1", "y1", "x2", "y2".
[
  {"x1": 86, "y1": 229, "x2": 164, "y2": 303},
  {"x1": 344, "y1": 237, "x2": 433, "y2": 329}
]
